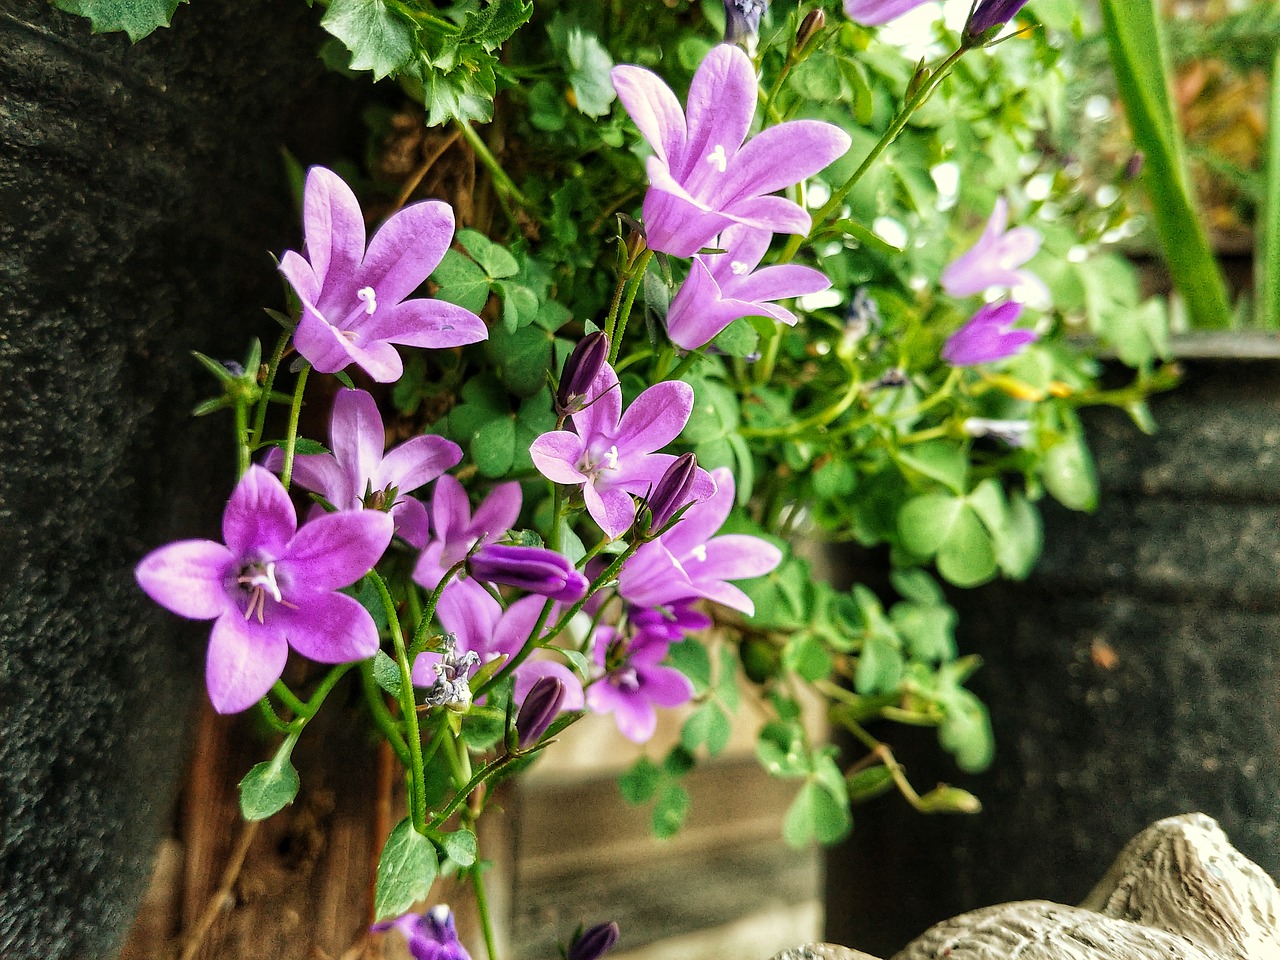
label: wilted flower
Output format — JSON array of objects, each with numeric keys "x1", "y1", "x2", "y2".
[
  {"x1": 842, "y1": 0, "x2": 935, "y2": 26},
  {"x1": 134, "y1": 466, "x2": 393, "y2": 714},
  {"x1": 664, "y1": 224, "x2": 832, "y2": 350},
  {"x1": 265, "y1": 388, "x2": 460, "y2": 547},
  {"x1": 723, "y1": 0, "x2": 766, "y2": 46},
  {"x1": 610, "y1": 44, "x2": 850, "y2": 257},
  {"x1": 280, "y1": 166, "x2": 487, "y2": 383},
  {"x1": 941, "y1": 198, "x2": 1048, "y2": 303},
  {"x1": 962, "y1": 416, "x2": 1033, "y2": 447},
  {"x1": 420, "y1": 634, "x2": 481, "y2": 709},
  {"x1": 372, "y1": 905, "x2": 472, "y2": 960},
  {"x1": 468, "y1": 543, "x2": 589, "y2": 604},
  {"x1": 568, "y1": 921, "x2": 621, "y2": 960},
  {"x1": 942, "y1": 301, "x2": 1037, "y2": 366}
]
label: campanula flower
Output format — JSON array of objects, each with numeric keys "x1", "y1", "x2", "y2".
[
  {"x1": 586, "y1": 627, "x2": 693, "y2": 743},
  {"x1": 468, "y1": 543, "x2": 589, "y2": 604},
  {"x1": 842, "y1": 0, "x2": 935, "y2": 26},
  {"x1": 412, "y1": 475, "x2": 522, "y2": 600},
  {"x1": 664, "y1": 224, "x2": 832, "y2": 350},
  {"x1": 941, "y1": 198, "x2": 1048, "y2": 303},
  {"x1": 280, "y1": 166, "x2": 487, "y2": 383},
  {"x1": 416, "y1": 591, "x2": 585, "y2": 710},
  {"x1": 619, "y1": 467, "x2": 781, "y2": 617},
  {"x1": 420, "y1": 634, "x2": 481, "y2": 709},
  {"x1": 265, "y1": 388, "x2": 460, "y2": 547},
  {"x1": 529, "y1": 361, "x2": 716, "y2": 538},
  {"x1": 372, "y1": 905, "x2": 472, "y2": 960},
  {"x1": 723, "y1": 0, "x2": 766, "y2": 46},
  {"x1": 965, "y1": 0, "x2": 1031, "y2": 40},
  {"x1": 556, "y1": 331, "x2": 611, "y2": 418},
  {"x1": 568, "y1": 921, "x2": 621, "y2": 960},
  {"x1": 513, "y1": 675, "x2": 566, "y2": 751},
  {"x1": 642, "y1": 451, "x2": 700, "y2": 534},
  {"x1": 135, "y1": 466, "x2": 393, "y2": 714},
  {"x1": 610, "y1": 44, "x2": 851, "y2": 257},
  {"x1": 942, "y1": 301, "x2": 1038, "y2": 366}
]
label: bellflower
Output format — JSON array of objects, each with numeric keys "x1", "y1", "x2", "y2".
[
  {"x1": 280, "y1": 166, "x2": 488, "y2": 383},
  {"x1": 373, "y1": 905, "x2": 471, "y2": 960},
  {"x1": 941, "y1": 198, "x2": 1049, "y2": 303},
  {"x1": 513, "y1": 675, "x2": 566, "y2": 751},
  {"x1": 619, "y1": 468, "x2": 781, "y2": 617},
  {"x1": 415, "y1": 591, "x2": 585, "y2": 711},
  {"x1": 568, "y1": 921, "x2": 621, "y2": 960},
  {"x1": 556, "y1": 331, "x2": 611, "y2": 418},
  {"x1": 966, "y1": 0, "x2": 1031, "y2": 40},
  {"x1": 135, "y1": 465, "x2": 393, "y2": 714},
  {"x1": 412, "y1": 474, "x2": 522, "y2": 598},
  {"x1": 468, "y1": 543, "x2": 589, "y2": 604},
  {"x1": 723, "y1": 0, "x2": 766, "y2": 46},
  {"x1": 265, "y1": 388, "x2": 460, "y2": 547},
  {"x1": 843, "y1": 0, "x2": 935, "y2": 26},
  {"x1": 664, "y1": 224, "x2": 832, "y2": 350},
  {"x1": 586, "y1": 627, "x2": 694, "y2": 743},
  {"x1": 942, "y1": 301, "x2": 1038, "y2": 366},
  {"x1": 610, "y1": 44, "x2": 851, "y2": 257},
  {"x1": 529, "y1": 361, "x2": 715, "y2": 539}
]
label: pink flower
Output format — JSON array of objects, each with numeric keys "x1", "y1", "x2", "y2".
[
  {"x1": 412, "y1": 475, "x2": 522, "y2": 603},
  {"x1": 942, "y1": 301, "x2": 1037, "y2": 366},
  {"x1": 134, "y1": 466, "x2": 393, "y2": 713},
  {"x1": 610, "y1": 44, "x2": 850, "y2": 257},
  {"x1": 280, "y1": 166, "x2": 487, "y2": 383},
  {"x1": 843, "y1": 0, "x2": 935, "y2": 26},
  {"x1": 941, "y1": 198, "x2": 1048, "y2": 302},
  {"x1": 586, "y1": 628, "x2": 693, "y2": 743}
]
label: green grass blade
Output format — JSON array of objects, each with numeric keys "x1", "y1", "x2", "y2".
[
  {"x1": 1258, "y1": 48, "x2": 1280, "y2": 331},
  {"x1": 1099, "y1": 0, "x2": 1233, "y2": 330}
]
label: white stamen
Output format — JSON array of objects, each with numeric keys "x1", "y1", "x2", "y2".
[
  {"x1": 603, "y1": 445, "x2": 620, "y2": 470},
  {"x1": 690, "y1": 544, "x2": 707, "y2": 563},
  {"x1": 237, "y1": 561, "x2": 283, "y2": 624},
  {"x1": 705, "y1": 144, "x2": 727, "y2": 173},
  {"x1": 730, "y1": 260, "x2": 749, "y2": 276},
  {"x1": 356, "y1": 286, "x2": 378, "y2": 315}
]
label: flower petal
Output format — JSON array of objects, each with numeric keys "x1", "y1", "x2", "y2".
[
  {"x1": 728, "y1": 263, "x2": 831, "y2": 304},
  {"x1": 390, "y1": 495, "x2": 430, "y2": 548},
  {"x1": 681, "y1": 44, "x2": 757, "y2": 185},
  {"x1": 302, "y1": 166, "x2": 366, "y2": 297},
  {"x1": 279, "y1": 249, "x2": 320, "y2": 304},
  {"x1": 223, "y1": 465, "x2": 297, "y2": 559},
  {"x1": 206, "y1": 613, "x2": 289, "y2": 714},
  {"x1": 514, "y1": 660, "x2": 584, "y2": 712},
  {"x1": 571, "y1": 362, "x2": 623, "y2": 447},
  {"x1": 640, "y1": 664, "x2": 695, "y2": 707},
  {"x1": 530, "y1": 431, "x2": 589, "y2": 485},
  {"x1": 360, "y1": 199, "x2": 455, "y2": 305},
  {"x1": 292, "y1": 300, "x2": 358, "y2": 375},
  {"x1": 329, "y1": 389, "x2": 385, "y2": 503},
  {"x1": 279, "y1": 509, "x2": 393, "y2": 592},
  {"x1": 614, "y1": 381, "x2": 694, "y2": 455},
  {"x1": 714, "y1": 120, "x2": 850, "y2": 207},
  {"x1": 429, "y1": 474, "x2": 471, "y2": 545},
  {"x1": 587, "y1": 485, "x2": 636, "y2": 539},
  {"x1": 135, "y1": 540, "x2": 234, "y2": 620},
  {"x1": 467, "y1": 481, "x2": 524, "y2": 543},
  {"x1": 610, "y1": 64, "x2": 687, "y2": 168},
  {"x1": 435, "y1": 583, "x2": 503, "y2": 656},
  {"x1": 722, "y1": 193, "x2": 812, "y2": 238},
  {"x1": 277, "y1": 590, "x2": 381, "y2": 663},
  {"x1": 374, "y1": 298, "x2": 488, "y2": 350},
  {"x1": 265, "y1": 447, "x2": 351, "y2": 508},
  {"x1": 378, "y1": 434, "x2": 462, "y2": 495}
]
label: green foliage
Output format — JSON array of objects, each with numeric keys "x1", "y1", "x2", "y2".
[
  {"x1": 51, "y1": 0, "x2": 184, "y2": 41},
  {"x1": 374, "y1": 819, "x2": 440, "y2": 922},
  {"x1": 238, "y1": 735, "x2": 301, "y2": 821}
]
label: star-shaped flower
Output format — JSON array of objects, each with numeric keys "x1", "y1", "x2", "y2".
[
  {"x1": 842, "y1": 0, "x2": 935, "y2": 26},
  {"x1": 941, "y1": 198, "x2": 1048, "y2": 304},
  {"x1": 942, "y1": 301, "x2": 1038, "y2": 366},
  {"x1": 586, "y1": 627, "x2": 693, "y2": 743},
  {"x1": 280, "y1": 166, "x2": 487, "y2": 383},
  {"x1": 135, "y1": 466, "x2": 393, "y2": 713},
  {"x1": 611, "y1": 44, "x2": 851, "y2": 257}
]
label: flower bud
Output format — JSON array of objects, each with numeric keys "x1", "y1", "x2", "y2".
[
  {"x1": 514, "y1": 676, "x2": 566, "y2": 751},
  {"x1": 568, "y1": 921, "x2": 620, "y2": 960},
  {"x1": 469, "y1": 544, "x2": 589, "y2": 603},
  {"x1": 644, "y1": 452, "x2": 699, "y2": 533},
  {"x1": 556, "y1": 332, "x2": 610, "y2": 416},
  {"x1": 723, "y1": 0, "x2": 766, "y2": 46},
  {"x1": 795, "y1": 8, "x2": 825, "y2": 52},
  {"x1": 964, "y1": 0, "x2": 1030, "y2": 43}
]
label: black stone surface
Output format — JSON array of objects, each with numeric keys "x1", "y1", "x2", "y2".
[
  {"x1": 0, "y1": 4, "x2": 367, "y2": 956},
  {"x1": 824, "y1": 358, "x2": 1280, "y2": 958}
]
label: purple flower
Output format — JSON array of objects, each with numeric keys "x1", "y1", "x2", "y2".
[
  {"x1": 569, "y1": 921, "x2": 621, "y2": 960},
  {"x1": 373, "y1": 905, "x2": 471, "y2": 960},
  {"x1": 415, "y1": 592, "x2": 585, "y2": 710},
  {"x1": 586, "y1": 627, "x2": 694, "y2": 743},
  {"x1": 412, "y1": 475, "x2": 522, "y2": 600},
  {"x1": 942, "y1": 301, "x2": 1037, "y2": 366},
  {"x1": 619, "y1": 467, "x2": 781, "y2": 616},
  {"x1": 468, "y1": 543, "x2": 589, "y2": 604},
  {"x1": 723, "y1": 0, "x2": 766, "y2": 45},
  {"x1": 514, "y1": 675, "x2": 566, "y2": 750},
  {"x1": 265, "y1": 388, "x2": 460, "y2": 547},
  {"x1": 280, "y1": 166, "x2": 488, "y2": 383},
  {"x1": 664, "y1": 224, "x2": 832, "y2": 350},
  {"x1": 842, "y1": 0, "x2": 935, "y2": 26},
  {"x1": 941, "y1": 198, "x2": 1048, "y2": 302},
  {"x1": 557, "y1": 331, "x2": 611, "y2": 417},
  {"x1": 643, "y1": 451, "x2": 701, "y2": 533},
  {"x1": 135, "y1": 466, "x2": 393, "y2": 714},
  {"x1": 966, "y1": 0, "x2": 1031, "y2": 39},
  {"x1": 529, "y1": 361, "x2": 716, "y2": 539},
  {"x1": 610, "y1": 44, "x2": 851, "y2": 257}
]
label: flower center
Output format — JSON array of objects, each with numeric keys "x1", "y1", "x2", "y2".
[
  {"x1": 730, "y1": 260, "x2": 749, "y2": 276},
  {"x1": 580, "y1": 444, "x2": 621, "y2": 480},
  {"x1": 705, "y1": 144, "x2": 728, "y2": 173},
  {"x1": 236, "y1": 560, "x2": 288, "y2": 623},
  {"x1": 357, "y1": 286, "x2": 378, "y2": 315},
  {"x1": 689, "y1": 544, "x2": 707, "y2": 563},
  {"x1": 613, "y1": 667, "x2": 641, "y2": 692}
]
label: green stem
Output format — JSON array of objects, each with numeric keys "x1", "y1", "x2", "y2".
[
  {"x1": 359, "y1": 660, "x2": 412, "y2": 767},
  {"x1": 250, "y1": 330, "x2": 291, "y2": 450},
  {"x1": 271, "y1": 679, "x2": 308, "y2": 718},
  {"x1": 234, "y1": 397, "x2": 251, "y2": 479},
  {"x1": 370, "y1": 571, "x2": 428, "y2": 834},
  {"x1": 606, "y1": 249, "x2": 654, "y2": 364},
  {"x1": 455, "y1": 121, "x2": 531, "y2": 211},
  {"x1": 666, "y1": 348, "x2": 706, "y2": 382},
  {"x1": 279, "y1": 362, "x2": 310, "y2": 491},
  {"x1": 741, "y1": 366, "x2": 862, "y2": 439},
  {"x1": 471, "y1": 855, "x2": 500, "y2": 960}
]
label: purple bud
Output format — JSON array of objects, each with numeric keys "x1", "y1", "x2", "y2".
[
  {"x1": 469, "y1": 544, "x2": 589, "y2": 603},
  {"x1": 557, "y1": 332, "x2": 610, "y2": 416},
  {"x1": 723, "y1": 0, "x2": 766, "y2": 46},
  {"x1": 965, "y1": 0, "x2": 1030, "y2": 40},
  {"x1": 1125, "y1": 152, "x2": 1145, "y2": 180},
  {"x1": 568, "y1": 921, "x2": 620, "y2": 960},
  {"x1": 514, "y1": 676, "x2": 566, "y2": 751},
  {"x1": 645, "y1": 452, "x2": 699, "y2": 532},
  {"x1": 796, "y1": 8, "x2": 826, "y2": 51}
]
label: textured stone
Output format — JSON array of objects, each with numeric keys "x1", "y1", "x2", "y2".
[{"x1": 0, "y1": 4, "x2": 365, "y2": 957}]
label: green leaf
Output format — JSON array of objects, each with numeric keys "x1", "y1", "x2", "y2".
[
  {"x1": 896, "y1": 441, "x2": 968, "y2": 494},
  {"x1": 238, "y1": 736, "x2": 301, "y2": 821},
  {"x1": 432, "y1": 249, "x2": 492, "y2": 314},
  {"x1": 619, "y1": 756, "x2": 661, "y2": 804},
  {"x1": 897, "y1": 493, "x2": 964, "y2": 557},
  {"x1": 1043, "y1": 412, "x2": 1099, "y2": 512},
  {"x1": 995, "y1": 490, "x2": 1043, "y2": 580},
  {"x1": 321, "y1": 0, "x2": 415, "y2": 81},
  {"x1": 374, "y1": 819, "x2": 440, "y2": 922},
  {"x1": 681, "y1": 702, "x2": 732, "y2": 757},
  {"x1": 855, "y1": 631, "x2": 905, "y2": 695},
  {"x1": 711, "y1": 317, "x2": 761, "y2": 358},
  {"x1": 666, "y1": 637, "x2": 712, "y2": 695},
  {"x1": 938, "y1": 689, "x2": 996, "y2": 774},
  {"x1": 846, "y1": 766, "x2": 895, "y2": 803},
  {"x1": 458, "y1": 0, "x2": 533, "y2": 51},
  {"x1": 421, "y1": 48, "x2": 499, "y2": 127},
  {"x1": 441, "y1": 829, "x2": 477, "y2": 868},
  {"x1": 782, "y1": 633, "x2": 833, "y2": 683},
  {"x1": 757, "y1": 721, "x2": 809, "y2": 778},
  {"x1": 456, "y1": 229, "x2": 519, "y2": 279},
  {"x1": 935, "y1": 506, "x2": 998, "y2": 588},
  {"x1": 471, "y1": 416, "x2": 517, "y2": 478},
  {"x1": 372, "y1": 650, "x2": 403, "y2": 696},
  {"x1": 565, "y1": 27, "x2": 617, "y2": 117},
  {"x1": 783, "y1": 779, "x2": 852, "y2": 848},
  {"x1": 652, "y1": 783, "x2": 691, "y2": 838},
  {"x1": 52, "y1": 0, "x2": 184, "y2": 42}
]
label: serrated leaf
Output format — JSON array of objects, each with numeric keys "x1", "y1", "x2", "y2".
[
  {"x1": 374, "y1": 819, "x2": 440, "y2": 921},
  {"x1": 422, "y1": 48, "x2": 499, "y2": 127},
  {"x1": 442, "y1": 828, "x2": 477, "y2": 867},
  {"x1": 458, "y1": 0, "x2": 533, "y2": 50},
  {"x1": 238, "y1": 736, "x2": 301, "y2": 821},
  {"x1": 52, "y1": 0, "x2": 184, "y2": 42},
  {"x1": 322, "y1": 0, "x2": 415, "y2": 81}
]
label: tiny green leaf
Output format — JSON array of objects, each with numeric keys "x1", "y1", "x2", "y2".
[
  {"x1": 374, "y1": 819, "x2": 440, "y2": 922},
  {"x1": 442, "y1": 828, "x2": 478, "y2": 868},
  {"x1": 238, "y1": 738, "x2": 301, "y2": 821}
]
